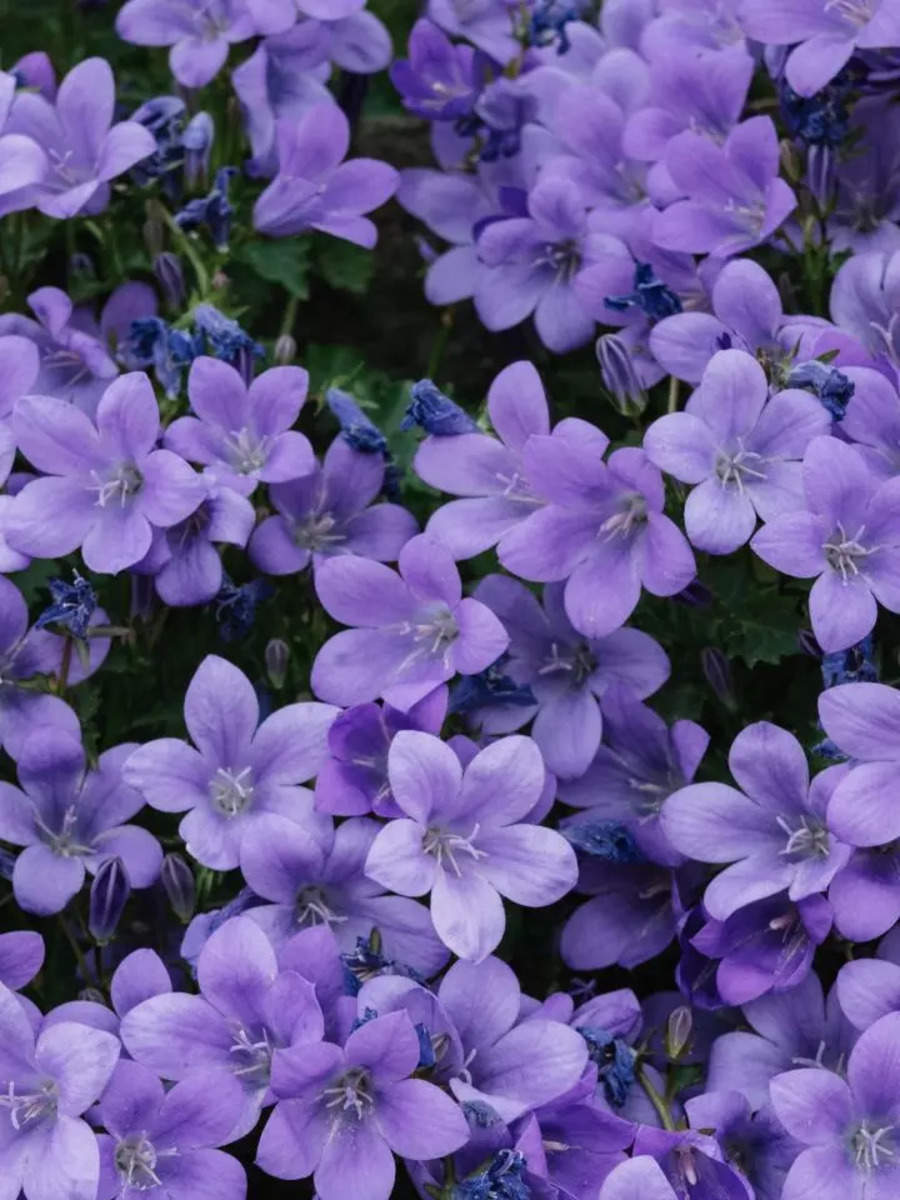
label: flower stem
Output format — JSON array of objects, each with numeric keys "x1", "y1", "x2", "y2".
[{"x1": 638, "y1": 1066, "x2": 677, "y2": 1131}]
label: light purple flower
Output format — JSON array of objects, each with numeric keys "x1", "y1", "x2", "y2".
[
  {"x1": 645, "y1": 348, "x2": 830, "y2": 553},
  {"x1": 0, "y1": 70, "x2": 46, "y2": 218},
  {"x1": 499, "y1": 441, "x2": 696, "y2": 640},
  {"x1": 0, "y1": 725, "x2": 161, "y2": 916},
  {"x1": 836, "y1": 955, "x2": 900, "y2": 1034},
  {"x1": 364, "y1": 731, "x2": 577, "y2": 961},
  {"x1": 751, "y1": 435, "x2": 900, "y2": 652},
  {"x1": 249, "y1": 436, "x2": 417, "y2": 579},
  {"x1": 829, "y1": 249, "x2": 900, "y2": 381},
  {"x1": 256, "y1": 1009, "x2": 469, "y2": 1200},
  {"x1": 391, "y1": 19, "x2": 481, "y2": 121},
  {"x1": 164, "y1": 357, "x2": 314, "y2": 497},
  {"x1": 738, "y1": 0, "x2": 900, "y2": 96},
  {"x1": 253, "y1": 103, "x2": 398, "y2": 247},
  {"x1": 0, "y1": 333, "x2": 39, "y2": 486},
  {"x1": 115, "y1": 0, "x2": 257, "y2": 88},
  {"x1": 311, "y1": 533, "x2": 509, "y2": 712},
  {"x1": 663, "y1": 722, "x2": 851, "y2": 920},
  {"x1": 96, "y1": 1060, "x2": 246, "y2": 1200},
  {"x1": 839, "y1": 366, "x2": 900, "y2": 480},
  {"x1": 7, "y1": 372, "x2": 205, "y2": 576},
  {"x1": 0, "y1": 983, "x2": 120, "y2": 1200},
  {"x1": 652, "y1": 117, "x2": 797, "y2": 257},
  {"x1": 600, "y1": 1156, "x2": 679, "y2": 1200},
  {"x1": 0, "y1": 932, "x2": 43, "y2": 992},
  {"x1": 427, "y1": 0, "x2": 519, "y2": 63},
  {"x1": 124, "y1": 654, "x2": 338, "y2": 870},
  {"x1": 472, "y1": 574, "x2": 669, "y2": 778},
  {"x1": 5, "y1": 58, "x2": 154, "y2": 218}
]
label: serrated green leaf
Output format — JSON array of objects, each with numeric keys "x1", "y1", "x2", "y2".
[
  {"x1": 314, "y1": 237, "x2": 375, "y2": 294},
  {"x1": 236, "y1": 238, "x2": 311, "y2": 299}
]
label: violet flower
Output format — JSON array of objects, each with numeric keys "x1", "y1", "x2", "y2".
[
  {"x1": 364, "y1": 731, "x2": 577, "y2": 961},
  {"x1": 599, "y1": 1157, "x2": 679, "y2": 1200},
  {"x1": 7, "y1": 373, "x2": 205, "y2": 576},
  {"x1": 164, "y1": 356, "x2": 314, "y2": 497},
  {"x1": 0, "y1": 931, "x2": 43, "y2": 992},
  {"x1": 391, "y1": 19, "x2": 482, "y2": 121},
  {"x1": 498, "y1": 440, "x2": 696, "y2": 640},
  {"x1": 0, "y1": 983, "x2": 120, "y2": 1200},
  {"x1": 249, "y1": 436, "x2": 417, "y2": 579},
  {"x1": 473, "y1": 574, "x2": 670, "y2": 778},
  {"x1": 0, "y1": 726, "x2": 162, "y2": 915},
  {"x1": 427, "y1": 0, "x2": 519, "y2": 62},
  {"x1": 0, "y1": 70, "x2": 46, "y2": 217},
  {"x1": 751, "y1": 435, "x2": 900, "y2": 652},
  {"x1": 644, "y1": 348, "x2": 830, "y2": 553},
  {"x1": 123, "y1": 654, "x2": 338, "y2": 871},
  {"x1": 253, "y1": 103, "x2": 398, "y2": 246},
  {"x1": 115, "y1": 0, "x2": 257, "y2": 88},
  {"x1": 829, "y1": 249, "x2": 900, "y2": 379},
  {"x1": 5, "y1": 58, "x2": 155, "y2": 218},
  {"x1": 311, "y1": 534, "x2": 509, "y2": 711},
  {"x1": 0, "y1": 332, "x2": 39, "y2": 486}
]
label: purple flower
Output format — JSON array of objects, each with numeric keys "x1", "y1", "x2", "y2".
[
  {"x1": 427, "y1": 0, "x2": 519, "y2": 63},
  {"x1": 0, "y1": 333, "x2": 39, "y2": 486},
  {"x1": 96, "y1": 1060, "x2": 246, "y2": 1199},
  {"x1": 499, "y1": 441, "x2": 696, "y2": 640},
  {"x1": 7, "y1": 372, "x2": 205, "y2": 576},
  {"x1": 121, "y1": 915, "x2": 326, "y2": 1140},
  {"x1": 314, "y1": 690, "x2": 447, "y2": 818},
  {"x1": 0, "y1": 725, "x2": 162, "y2": 915},
  {"x1": 600, "y1": 1156, "x2": 679, "y2": 1200},
  {"x1": 253, "y1": 103, "x2": 398, "y2": 246},
  {"x1": 311, "y1": 534, "x2": 509, "y2": 711},
  {"x1": 644, "y1": 349, "x2": 830, "y2": 553},
  {"x1": 414, "y1": 360, "x2": 556, "y2": 559},
  {"x1": 652, "y1": 117, "x2": 797, "y2": 257},
  {"x1": 663, "y1": 723, "x2": 851, "y2": 919},
  {"x1": 0, "y1": 931, "x2": 43, "y2": 991},
  {"x1": 0, "y1": 983, "x2": 120, "y2": 1200},
  {"x1": 364, "y1": 731, "x2": 577, "y2": 961},
  {"x1": 472, "y1": 575, "x2": 669, "y2": 778},
  {"x1": 770, "y1": 1011, "x2": 900, "y2": 1200},
  {"x1": 249, "y1": 436, "x2": 417, "y2": 579},
  {"x1": 0, "y1": 576, "x2": 109, "y2": 761},
  {"x1": 164, "y1": 357, "x2": 314, "y2": 497},
  {"x1": 239, "y1": 812, "x2": 449, "y2": 977},
  {"x1": 0, "y1": 75, "x2": 46, "y2": 219},
  {"x1": 5, "y1": 58, "x2": 154, "y2": 218},
  {"x1": 632, "y1": 1125, "x2": 748, "y2": 1200},
  {"x1": 391, "y1": 19, "x2": 482, "y2": 120},
  {"x1": 836, "y1": 955, "x2": 900, "y2": 1034},
  {"x1": 829, "y1": 250, "x2": 900, "y2": 380},
  {"x1": 828, "y1": 97, "x2": 900, "y2": 255},
  {"x1": 738, "y1": 0, "x2": 900, "y2": 96},
  {"x1": 650, "y1": 257, "x2": 827, "y2": 385},
  {"x1": 684, "y1": 1090, "x2": 799, "y2": 1200},
  {"x1": 256, "y1": 1008, "x2": 469, "y2": 1200},
  {"x1": 839, "y1": 366, "x2": 900, "y2": 480},
  {"x1": 115, "y1": 0, "x2": 257, "y2": 88},
  {"x1": 124, "y1": 654, "x2": 338, "y2": 871},
  {"x1": 751, "y1": 435, "x2": 900, "y2": 652}
]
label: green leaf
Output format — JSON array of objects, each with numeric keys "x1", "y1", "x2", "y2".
[
  {"x1": 236, "y1": 238, "x2": 311, "y2": 299},
  {"x1": 314, "y1": 237, "x2": 375, "y2": 294}
]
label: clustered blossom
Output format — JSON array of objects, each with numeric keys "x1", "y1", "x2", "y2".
[{"x1": 5, "y1": 2, "x2": 900, "y2": 1199}]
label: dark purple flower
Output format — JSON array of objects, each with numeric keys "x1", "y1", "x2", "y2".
[{"x1": 391, "y1": 19, "x2": 482, "y2": 121}]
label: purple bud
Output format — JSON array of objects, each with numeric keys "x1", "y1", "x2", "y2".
[
  {"x1": 798, "y1": 628, "x2": 822, "y2": 657},
  {"x1": 666, "y1": 1005, "x2": 693, "y2": 1060},
  {"x1": 70, "y1": 252, "x2": 95, "y2": 281},
  {"x1": 265, "y1": 638, "x2": 290, "y2": 689},
  {"x1": 274, "y1": 334, "x2": 296, "y2": 365},
  {"x1": 595, "y1": 333, "x2": 646, "y2": 416},
  {"x1": 89, "y1": 857, "x2": 130, "y2": 943},
  {"x1": 700, "y1": 647, "x2": 735, "y2": 709},
  {"x1": 161, "y1": 853, "x2": 196, "y2": 923},
  {"x1": 806, "y1": 144, "x2": 834, "y2": 210},
  {"x1": 672, "y1": 579, "x2": 713, "y2": 608},
  {"x1": 154, "y1": 252, "x2": 186, "y2": 309},
  {"x1": 183, "y1": 111, "x2": 214, "y2": 187},
  {"x1": 79, "y1": 987, "x2": 107, "y2": 1004},
  {"x1": 0, "y1": 848, "x2": 15, "y2": 881}
]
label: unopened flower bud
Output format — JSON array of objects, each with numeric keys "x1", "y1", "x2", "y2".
[
  {"x1": 69, "y1": 252, "x2": 95, "y2": 281},
  {"x1": 161, "y1": 852, "x2": 196, "y2": 923},
  {"x1": 666, "y1": 1005, "x2": 693, "y2": 1060},
  {"x1": 79, "y1": 987, "x2": 107, "y2": 1004},
  {"x1": 274, "y1": 334, "x2": 296, "y2": 365},
  {"x1": 154, "y1": 251, "x2": 186, "y2": 309},
  {"x1": 700, "y1": 647, "x2": 736, "y2": 710},
  {"x1": 265, "y1": 638, "x2": 290, "y2": 689},
  {"x1": 672, "y1": 580, "x2": 712, "y2": 608},
  {"x1": 779, "y1": 137, "x2": 802, "y2": 183},
  {"x1": 183, "y1": 111, "x2": 214, "y2": 188},
  {"x1": 798, "y1": 628, "x2": 821, "y2": 657},
  {"x1": 89, "y1": 857, "x2": 130, "y2": 943},
  {"x1": 806, "y1": 144, "x2": 834, "y2": 210},
  {"x1": 596, "y1": 333, "x2": 646, "y2": 417}
]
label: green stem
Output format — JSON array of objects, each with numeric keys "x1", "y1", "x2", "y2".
[
  {"x1": 667, "y1": 375, "x2": 680, "y2": 413},
  {"x1": 57, "y1": 635, "x2": 73, "y2": 696},
  {"x1": 638, "y1": 1066, "x2": 676, "y2": 1131},
  {"x1": 159, "y1": 207, "x2": 210, "y2": 297},
  {"x1": 427, "y1": 309, "x2": 454, "y2": 379},
  {"x1": 280, "y1": 294, "x2": 299, "y2": 339},
  {"x1": 58, "y1": 916, "x2": 91, "y2": 986}
]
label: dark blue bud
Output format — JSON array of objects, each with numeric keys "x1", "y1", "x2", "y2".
[
  {"x1": 450, "y1": 660, "x2": 537, "y2": 715},
  {"x1": 462, "y1": 1100, "x2": 502, "y2": 1129},
  {"x1": 821, "y1": 634, "x2": 877, "y2": 688},
  {"x1": 605, "y1": 261, "x2": 682, "y2": 322},
  {"x1": 401, "y1": 380, "x2": 478, "y2": 435},
  {"x1": 161, "y1": 853, "x2": 196, "y2": 923},
  {"x1": 153, "y1": 252, "x2": 186, "y2": 308},
  {"x1": 35, "y1": 571, "x2": 96, "y2": 640},
  {"x1": 415, "y1": 1022, "x2": 436, "y2": 1069},
  {"x1": 350, "y1": 1006, "x2": 379, "y2": 1033},
  {"x1": 563, "y1": 821, "x2": 643, "y2": 863},
  {"x1": 214, "y1": 574, "x2": 272, "y2": 643},
  {"x1": 89, "y1": 857, "x2": 131, "y2": 943},
  {"x1": 576, "y1": 1026, "x2": 636, "y2": 1107},
  {"x1": 327, "y1": 387, "x2": 389, "y2": 454},
  {"x1": 192, "y1": 304, "x2": 264, "y2": 367},
  {"x1": 787, "y1": 359, "x2": 854, "y2": 421}
]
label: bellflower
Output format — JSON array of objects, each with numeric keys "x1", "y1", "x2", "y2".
[
  {"x1": 391, "y1": 19, "x2": 482, "y2": 121},
  {"x1": 738, "y1": 0, "x2": 900, "y2": 97},
  {"x1": 751, "y1": 435, "x2": 900, "y2": 652},
  {"x1": 123, "y1": 654, "x2": 338, "y2": 870},
  {"x1": 685, "y1": 1089, "x2": 800, "y2": 1200},
  {"x1": 632, "y1": 1126, "x2": 748, "y2": 1200},
  {"x1": 599, "y1": 1156, "x2": 680, "y2": 1200},
  {"x1": 7, "y1": 373, "x2": 205, "y2": 576},
  {"x1": 828, "y1": 96, "x2": 900, "y2": 255},
  {"x1": 115, "y1": 0, "x2": 257, "y2": 88},
  {"x1": 663, "y1": 722, "x2": 851, "y2": 919},
  {"x1": 652, "y1": 117, "x2": 797, "y2": 256},
  {"x1": 829, "y1": 250, "x2": 900, "y2": 379},
  {"x1": 0, "y1": 70, "x2": 46, "y2": 218},
  {"x1": 473, "y1": 574, "x2": 669, "y2": 778},
  {"x1": 249, "y1": 436, "x2": 417, "y2": 579},
  {"x1": 644, "y1": 349, "x2": 830, "y2": 553},
  {"x1": 427, "y1": 0, "x2": 519, "y2": 62},
  {"x1": 498, "y1": 440, "x2": 696, "y2": 640},
  {"x1": 0, "y1": 725, "x2": 162, "y2": 916},
  {"x1": 252, "y1": 103, "x2": 398, "y2": 246},
  {"x1": 95, "y1": 1060, "x2": 247, "y2": 1200},
  {"x1": 364, "y1": 731, "x2": 577, "y2": 961},
  {"x1": 0, "y1": 931, "x2": 43, "y2": 991},
  {"x1": 836, "y1": 955, "x2": 900, "y2": 1034},
  {"x1": 0, "y1": 983, "x2": 120, "y2": 1200},
  {"x1": 311, "y1": 534, "x2": 509, "y2": 712},
  {"x1": 0, "y1": 332, "x2": 38, "y2": 486},
  {"x1": 164, "y1": 357, "x2": 314, "y2": 497},
  {"x1": 4, "y1": 58, "x2": 155, "y2": 218},
  {"x1": 770, "y1": 1011, "x2": 900, "y2": 1200},
  {"x1": 839, "y1": 366, "x2": 900, "y2": 479},
  {"x1": 256, "y1": 1008, "x2": 469, "y2": 1200}
]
